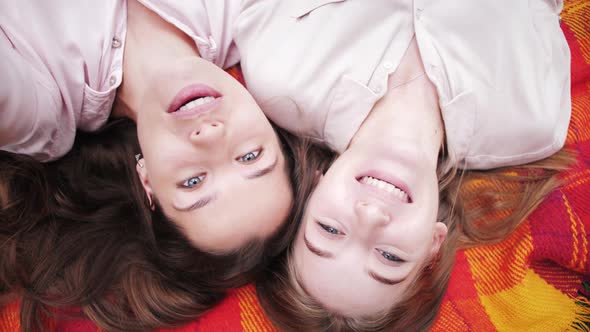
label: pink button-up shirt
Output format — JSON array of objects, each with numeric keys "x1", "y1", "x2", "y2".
[
  {"x1": 234, "y1": 0, "x2": 571, "y2": 169},
  {"x1": 0, "y1": 0, "x2": 241, "y2": 161}
]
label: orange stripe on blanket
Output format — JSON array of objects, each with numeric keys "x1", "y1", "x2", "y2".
[
  {"x1": 164, "y1": 289, "x2": 244, "y2": 332},
  {"x1": 567, "y1": 86, "x2": 590, "y2": 145},
  {"x1": 465, "y1": 223, "x2": 533, "y2": 295},
  {"x1": 562, "y1": 0, "x2": 590, "y2": 65},
  {"x1": 0, "y1": 301, "x2": 20, "y2": 332},
  {"x1": 431, "y1": 252, "x2": 497, "y2": 332},
  {"x1": 237, "y1": 285, "x2": 278, "y2": 332},
  {"x1": 562, "y1": 168, "x2": 590, "y2": 192},
  {"x1": 563, "y1": 193, "x2": 588, "y2": 271},
  {"x1": 434, "y1": 302, "x2": 473, "y2": 332}
]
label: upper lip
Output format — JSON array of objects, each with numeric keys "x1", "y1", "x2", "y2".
[{"x1": 167, "y1": 84, "x2": 222, "y2": 113}]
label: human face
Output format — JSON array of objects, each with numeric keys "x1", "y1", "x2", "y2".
[
  {"x1": 134, "y1": 57, "x2": 293, "y2": 253},
  {"x1": 292, "y1": 140, "x2": 447, "y2": 316}
]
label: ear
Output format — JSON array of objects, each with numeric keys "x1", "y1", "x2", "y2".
[
  {"x1": 135, "y1": 159, "x2": 154, "y2": 209},
  {"x1": 429, "y1": 222, "x2": 448, "y2": 256}
]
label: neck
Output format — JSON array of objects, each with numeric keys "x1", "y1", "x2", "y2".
[
  {"x1": 113, "y1": 0, "x2": 199, "y2": 119},
  {"x1": 349, "y1": 40, "x2": 443, "y2": 168}
]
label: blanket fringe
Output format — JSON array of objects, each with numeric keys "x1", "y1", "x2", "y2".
[{"x1": 572, "y1": 296, "x2": 590, "y2": 331}]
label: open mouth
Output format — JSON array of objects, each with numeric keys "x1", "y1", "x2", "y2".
[
  {"x1": 357, "y1": 175, "x2": 412, "y2": 203},
  {"x1": 167, "y1": 84, "x2": 222, "y2": 116},
  {"x1": 174, "y1": 96, "x2": 218, "y2": 113}
]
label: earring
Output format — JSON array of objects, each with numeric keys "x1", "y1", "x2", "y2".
[
  {"x1": 148, "y1": 194, "x2": 155, "y2": 211},
  {"x1": 135, "y1": 153, "x2": 144, "y2": 168}
]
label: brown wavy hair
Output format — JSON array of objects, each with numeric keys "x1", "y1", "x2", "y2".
[
  {"x1": 256, "y1": 149, "x2": 574, "y2": 332},
  {"x1": 0, "y1": 118, "x2": 334, "y2": 332}
]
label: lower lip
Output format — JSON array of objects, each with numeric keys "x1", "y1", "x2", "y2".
[{"x1": 167, "y1": 83, "x2": 222, "y2": 118}]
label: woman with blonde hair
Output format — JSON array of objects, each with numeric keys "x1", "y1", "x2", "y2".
[{"x1": 228, "y1": 0, "x2": 572, "y2": 330}]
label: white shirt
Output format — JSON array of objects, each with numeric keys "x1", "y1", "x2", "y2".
[
  {"x1": 0, "y1": 0, "x2": 241, "y2": 161},
  {"x1": 234, "y1": 0, "x2": 571, "y2": 169}
]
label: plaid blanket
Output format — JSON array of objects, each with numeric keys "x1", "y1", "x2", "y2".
[
  {"x1": 1, "y1": 0, "x2": 589, "y2": 331},
  {"x1": 428, "y1": 2, "x2": 590, "y2": 330}
]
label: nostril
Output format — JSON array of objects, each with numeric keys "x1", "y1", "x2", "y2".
[
  {"x1": 195, "y1": 131, "x2": 200, "y2": 136},
  {"x1": 211, "y1": 123, "x2": 218, "y2": 127}
]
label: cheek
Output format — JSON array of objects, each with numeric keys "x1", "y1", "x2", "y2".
[
  {"x1": 260, "y1": 188, "x2": 293, "y2": 235},
  {"x1": 309, "y1": 176, "x2": 351, "y2": 212},
  {"x1": 140, "y1": 129, "x2": 187, "y2": 166},
  {"x1": 238, "y1": 107, "x2": 272, "y2": 135},
  {"x1": 321, "y1": 194, "x2": 352, "y2": 220},
  {"x1": 236, "y1": 175, "x2": 294, "y2": 240},
  {"x1": 137, "y1": 120, "x2": 169, "y2": 156}
]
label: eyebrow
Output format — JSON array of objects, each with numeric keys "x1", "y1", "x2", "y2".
[
  {"x1": 304, "y1": 234, "x2": 406, "y2": 286},
  {"x1": 245, "y1": 156, "x2": 278, "y2": 179},
  {"x1": 304, "y1": 234, "x2": 334, "y2": 258},
  {"x1": 368, "y1": 271, "x2": 405, "y2": 285},
  {"x1": 174, "y1": 194, "x2": 217, "y2": 212}
]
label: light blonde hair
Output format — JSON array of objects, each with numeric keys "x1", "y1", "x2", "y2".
[{"x1": 256, "y1": 149, "x2": 574, "y2": 332}]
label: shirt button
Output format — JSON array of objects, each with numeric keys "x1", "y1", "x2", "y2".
[
  {"x1": 109, "y1": 76, "x2": 117, "y2": 86},
  {"x1": 112, "y1": 37, "x2": 122, "y2": 49},
  {"x1": 383, "y1": 61, "x2": 393, "y2": 70},
  {"x1": 374, "y1": 86, "x2": 382, "y2": 94}
]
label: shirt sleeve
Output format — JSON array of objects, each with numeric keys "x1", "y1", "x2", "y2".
[{"x1": 0, "y1": 31, "x2": 65, "y2": 162}]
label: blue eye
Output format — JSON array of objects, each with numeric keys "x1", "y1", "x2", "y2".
[
  {"x1": 238, "y1": 149, "x2": 261, "y2": 163},
  {"x1": 377, "y1": 249, "x2": 404, "y2": 262},
  {"x1": 318, "y1": 222, "x2": 341, "y2": 235},
  {"x1": 181, "y1": 175, "x2": 205, "y2": 188}
]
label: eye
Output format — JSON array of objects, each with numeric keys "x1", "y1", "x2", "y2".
[
  {"x1": 237, "y1": 149, "x2": 262, "y2": 163},
  {"x1": 181, "y1": 174, "x2": 205, "y2": 188},
  {"x1": 318, "y1": 222, "x2": 342, "y2": 235},
  {"x1": 377, "y1": 249, "x2": 404, "y2": 263}
]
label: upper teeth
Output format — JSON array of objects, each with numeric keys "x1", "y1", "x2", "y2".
[
  {"x1": 177, "y1": 96, "x2": 216, "y2": 112},
  {"x1": 359, "y1": 176, "x2": 409, "y2": 203}
]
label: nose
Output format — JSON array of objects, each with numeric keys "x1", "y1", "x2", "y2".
[
  {"x1": 355, "y1": 201, "x2": 391, "y2": 226},
  {"x1": 189, "y1": 121, "x2": 225, "y2": 144}
]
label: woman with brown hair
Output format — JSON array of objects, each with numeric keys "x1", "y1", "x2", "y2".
[
  {"x1": 1, "y1": 0, "x2": 301, "y2": 255},
  {"x1": 0, "y1": 1, "x2": 336, "y2": 329},
  {"x1": 0, "y1": 117, "x2": 334, "y2": 331}
]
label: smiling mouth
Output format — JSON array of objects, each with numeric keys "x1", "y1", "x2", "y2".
[
  {"x1": 174, "y1": 96, "x2": 218, "y2": 113},
  {"x1": 357, "y1": 176, "x2": 412, "y2": 203},
  {"x1": 167, "y1": 84, "x2": 222, "y2": 116}
]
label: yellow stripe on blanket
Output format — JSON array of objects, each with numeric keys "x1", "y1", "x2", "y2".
[
  {"x1": 480, "y1": 269, "x2": 581, "y2": 332},
  {"x1": 466, "y1": 224, "x2": 534, "y2": 295}
]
